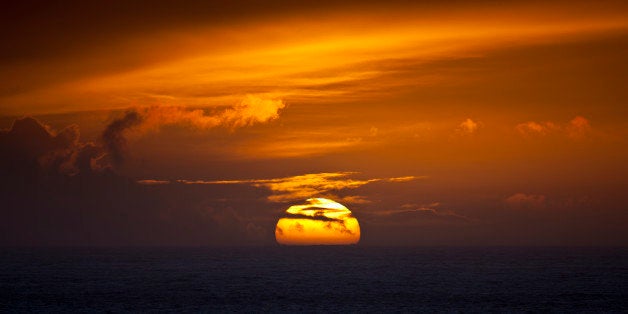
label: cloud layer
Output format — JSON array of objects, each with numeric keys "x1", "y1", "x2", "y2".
[{"x1": 162, "y1": 172, "x2": 423, "y2": 203}]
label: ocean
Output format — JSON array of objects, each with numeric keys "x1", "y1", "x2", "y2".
[{"x1": 1, "y1": 247, "x2": 627, "y2": 312}]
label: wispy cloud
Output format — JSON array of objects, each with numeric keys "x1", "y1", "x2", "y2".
[
  {"x1": 515, "y1": 116, "x2": 591, "y2": 140},
  {"x1": 455, "y1": 118, "x2": 481, "y2": 135},
  {"x1": 4, "y1": 2, "x2": 627, "y2": 115},
  {"x1": 239, "y1": 136, "x2": 365, "y2": 159},
  {"x1": 515, "y1": 121, "x2": 559, "y2": 136},
  {"x1": 504, "y1": 193, "x2": 546, "y2": 210},
  {"x1": 566, "y1": 116, "x2": 592, "y2": 139},
  {"x1": 140, "y1": 172, "x2": 424, "y2": 203},
  {"x1": 374, "y1": 202, "x2": 470, "y2": 221},
  {"x1": 334, "y1": 195, "x2": 372, "y2": 204},
  {"x1": 136, "y1": 179, "x2": 170, "y2": 185}
]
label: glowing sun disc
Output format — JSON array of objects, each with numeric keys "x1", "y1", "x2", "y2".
[{"x1": 275, "y1": 198, "x2": 360, "y2": 245}]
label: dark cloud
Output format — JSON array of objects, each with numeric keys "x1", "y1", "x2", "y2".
[
  {"x1": 284, "y1": 213, "x2": 343, "y2": 222},
  {"x1": 101, "y1": 111, "x2": 143, "y2": 169},
  {"x1": 1, "y1": 117, "x2": 83, "y2": 178},
  {"x1": 326, "y1": 221, "x2": 355, "y2": 235},
  {"x1": 0, "y1": 117, "x2": 275, "y2": 246}
]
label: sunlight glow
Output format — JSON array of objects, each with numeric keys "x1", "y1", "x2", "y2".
[{"x1": 275, "y1": 198, "x2": 360, "y2": 245}]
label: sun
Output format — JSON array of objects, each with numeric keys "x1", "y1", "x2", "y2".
[{"x1": 275, "y1": 198, "x2": 361, "y2": 245}]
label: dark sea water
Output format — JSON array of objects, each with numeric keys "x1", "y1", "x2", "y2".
[{"x1": 1, "y1": 247, "x2": 627, "y2": 312}]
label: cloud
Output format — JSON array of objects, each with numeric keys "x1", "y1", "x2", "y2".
[
  {"x1": 137, "y1": 179, "x2": 170, "y2": 185},
  {"x1": 102, "y1": 110, "x2": 143, "y2": 168},
  {"x1": 1, "y1": 114, "x2": 626, "y2": 246},
  {"x1": 335, "y1": 195, "x2": 372, "y2": 204},
  {"x1": 505, "y1": 193, "x2": 546, "y2": 210},
  {"x1": 455, "y1": 118, "x2": 481, "y2": 135},
  {"x1": 0, "y1": 116, "x2": 280, "y2": 246},
  {"x1": 566, "y1": 116, "x2": 592, "y2": 139},
  {"x1": 203, "y1": 205, "x2": 267, "y2": 239},
  {"x1": 0, "y1": 117, "x2": 102, "y2": 177},
  {"x1": 259, "y1": 173, "x2": 376, "y2": 202},
  {"x1": 131, "y1": 95, "x2": 285, "y2": 132},
  {"x1": 284, "y1": 213, "x2": 344, "y2": 222},
  {"x1": 168, "y1": 172, "x2": 424, "y2": 203},
  {"x1": 386, "y1": 176, "x2": 418, "y2": 183},
  {"x1": 374, "y1": 202, "x2": 470, "y2": 221},
  {"x1": 101, "y1": 95, "x2": 285, "y2": 168},
  {"x1": 515, "y1": 116, "x2": 591, "y2": 139},
  {"x1": 369, "y1": 126, "x2": 379, "y2": 137},
  {"x1": 515, "y1": 121, "x2": 558, "y2": 136},
  {"x1": 239, "y1": 136, "x2": 365, "y2": 158},
  {"x1": 4, "y1": 2, "x2": 628, "y2": 115}
]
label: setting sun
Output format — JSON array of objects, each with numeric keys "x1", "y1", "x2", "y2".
[
  {"x1": 275, "y1": 198, "x2": 360, "y2": 245},
  {"x1": 2, "y1": 0, "x2": 628, "y2": 311}
]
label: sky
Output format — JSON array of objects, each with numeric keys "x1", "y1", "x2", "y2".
[{"x1": 1, "y1": 0, "x2": 627, "y2": 246}]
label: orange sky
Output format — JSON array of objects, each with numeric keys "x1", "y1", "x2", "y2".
[{"x1": 1, "y1": 0, "x2": 627, "y2": 246}]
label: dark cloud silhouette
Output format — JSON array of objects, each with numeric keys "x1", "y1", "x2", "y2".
[
  {"x1": 325, "y1": 221, "x2": 355, "y2": 235},
  {"x1": 101, "y1": 111, "x2": 143, "y2": 169},
  {"x1": 0, "y1": 117, "x2": 275, "y2": 246},
  {"x1": 284, "y1": 213, "x2": 343, "y2": 222},
  {"x1": 1, "y1": 117, "x2": 84, "y2": 178}
]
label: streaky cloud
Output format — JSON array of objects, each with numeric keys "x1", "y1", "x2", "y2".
[{"x1": 141, "y1": 172, "x2": 425, "y2": 203}]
